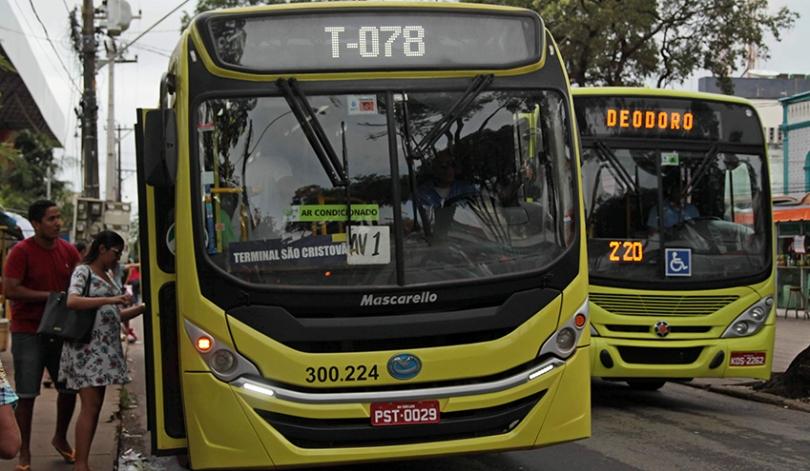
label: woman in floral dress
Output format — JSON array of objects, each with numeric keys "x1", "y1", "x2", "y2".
[
  {"x1": 60, "y1": 231, "x2": 144, "y2": 471},
  {"x1": 0, "y1": 357, "x2": 21, "y2": 459}
]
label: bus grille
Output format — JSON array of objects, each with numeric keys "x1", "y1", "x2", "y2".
[
  {"x1": 591, "y1": 294, "x2": 738, "y2": 317},
  {"x1": 617, "y1": 346, "x2": 703, "y2": 365},
  {"x1": 255, "y1": 391, "x2": 545, "y2": 448}
]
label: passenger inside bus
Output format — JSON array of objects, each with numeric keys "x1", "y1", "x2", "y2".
[
  {"x1": 415, "y1": 151, "x2": 477, "y2": 209},
  {"x1": 647, "y1": 176, "x2": 699, "y2": 231}
]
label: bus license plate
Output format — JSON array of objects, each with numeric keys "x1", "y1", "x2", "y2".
[
  {"x1": 370, "y1": 400, "x2": 440, "y2": 426},
  {"x1": 729, "y1": 351, "x2": 766, "y2": 366}
]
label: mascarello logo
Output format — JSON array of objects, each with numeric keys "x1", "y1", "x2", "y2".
[{"x1": 360, "y1": 291, "x2": 438, "y2": 306}]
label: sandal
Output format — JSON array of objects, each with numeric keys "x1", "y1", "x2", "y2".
[
  {"x1": 53, "y1": 445, "x2": 76, "y2": 464},
  {"x1": 14, "y1": 465, "x2": 31, "y2": 471}
]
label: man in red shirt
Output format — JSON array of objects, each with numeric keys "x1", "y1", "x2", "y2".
[{"x1": 3, "y1": 200, "x2": 80, "y2": 469}]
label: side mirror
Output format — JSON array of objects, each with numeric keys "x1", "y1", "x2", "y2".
[
  {"x1": 140, "y1": 74, "x2": 177, "y2": 187},
  {"x1": 141, "y1": 110, "x2": 176, "y2": 187}
]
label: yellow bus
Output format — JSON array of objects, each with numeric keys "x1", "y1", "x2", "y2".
[
  {"x1": 574, "y1": 88, "x2": 775, "y2": 390},
  {"x1": 135, "y1": 2, "x2": 591, "y2": 468}
]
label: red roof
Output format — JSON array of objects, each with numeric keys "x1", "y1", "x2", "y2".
[{"x1": 773, "y1": 205, "x2": 810, "y2": 222}]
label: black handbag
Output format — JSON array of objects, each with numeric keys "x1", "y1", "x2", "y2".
[{"x1": 37, "y1": 266, "x2": 97, "y2": 344}]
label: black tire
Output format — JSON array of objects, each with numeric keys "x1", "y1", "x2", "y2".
[{"x1": 627, "y1": 380, "x2": 666, "y2": 391}]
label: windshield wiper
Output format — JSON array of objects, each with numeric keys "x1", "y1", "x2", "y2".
[
  {"x1": 397, "y1": 94, "x2": 429, "y2": 236},
  {"x1": 682, "y1": 145, "x2": 718, "y2": 199},
  {"x1": 593, "y1": 140, "x2": 637, "y2": 195},
  {"x1": 277, "y1": 78, "x2": 347, "y2": 187},
  {"x1": 412, "y1": 74, "x2": 494, "y2": 159}
]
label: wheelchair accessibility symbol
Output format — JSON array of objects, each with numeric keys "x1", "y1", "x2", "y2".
[{"x1": 665, "y1": 248, "x2": 692, "y2": 277}]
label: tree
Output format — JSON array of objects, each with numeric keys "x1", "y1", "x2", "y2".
[
  {"x1": 0, "y1": 130, "x2": 72, "y2": 215},
  {"x1": 476, "y1": 0, "x2": 797, "y2": 92}
]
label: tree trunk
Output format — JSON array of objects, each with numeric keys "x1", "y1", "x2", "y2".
[{"x1": 755, "y1": 344, "x2": 810, "y2": 398}]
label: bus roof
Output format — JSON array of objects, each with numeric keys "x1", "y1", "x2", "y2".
[
  {"x1": 194, "y1": 1, "x2": 537, "y2": 21},
  {"x1": 571, "y1": 87, "x2": 754, "y2": 107}
]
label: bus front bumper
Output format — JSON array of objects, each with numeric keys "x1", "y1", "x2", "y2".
[
  {"x1": 590, "y1": 325, "x2": 774, "y2": 380},
  {"x1": 180, "y1": 346, "x2": 590, "y2": 469}
]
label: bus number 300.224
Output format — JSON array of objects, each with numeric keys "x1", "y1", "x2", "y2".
[{"x1": 305, "y1": 364, "x2": 381, "y2": 383}]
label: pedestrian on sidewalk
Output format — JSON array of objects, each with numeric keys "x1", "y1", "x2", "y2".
[
  {"x1": 61, "y1": 231, "x2": 145, "y2": 471},
  {"x1": 2, "y1": 200, "x2": 81, "y2": 470},
  {"x1": 0, "y1": 357, "x2": 21, "y2": 460}
]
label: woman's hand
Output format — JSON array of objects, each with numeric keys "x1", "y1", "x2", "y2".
[
  {"x1": 108, "y1": 293, "x2": 133, "y2": 306},
  {"x1": 120, "y1": 303, "x2": 146, "y2": 321}
]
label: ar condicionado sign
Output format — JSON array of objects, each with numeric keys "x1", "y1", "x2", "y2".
[{"x1": 607, "y1": 108, "x2": 694, "y2": 131}]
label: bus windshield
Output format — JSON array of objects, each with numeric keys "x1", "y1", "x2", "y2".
[
  {"x1": 196, "y1": 89, "x2": 576, "y2": 287},
  {"x1": 581, "y1": 144, "x2": 769, "y2": 283}
]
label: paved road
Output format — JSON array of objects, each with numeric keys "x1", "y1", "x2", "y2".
[
  {"x1": 323, "y1": 380, "x2": 810, "y2": 471},
  {"x1": 140, "y1": 374, "x2": 810, "y2": 471},
  {"x1": 125, "y1": 316, "x2": 810, "y2": 470}
]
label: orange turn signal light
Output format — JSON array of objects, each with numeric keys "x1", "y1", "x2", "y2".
[
  {"x1": 574, "y1": 313, "x2": 587, "y2": 329},
  {"x1": 195, "y1": 336, "x2": 213, "y2": 352}
]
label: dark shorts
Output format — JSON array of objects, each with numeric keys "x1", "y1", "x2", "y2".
[{"x1": 10, "y1": 333, "x2": 75, "y2": 398}]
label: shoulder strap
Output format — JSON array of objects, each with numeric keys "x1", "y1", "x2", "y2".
[{"x1": 76, "y1": 265, "x2": 92, "y2": 296}]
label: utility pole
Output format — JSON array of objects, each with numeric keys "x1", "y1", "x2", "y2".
[
  {"x1": 103, "y1": 0, "x2": 137, "y2": 201},
  {"x1": 105, "y1": 38, "x2": 117, "y2": 201},
  {"x1": 116, "y1": 125, "x2": 134, "y2": 202},
  {"x1": 81, "y1": 0, "x2": 99, "y2": 197}
]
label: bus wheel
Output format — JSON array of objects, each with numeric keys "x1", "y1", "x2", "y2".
[{"x1": 626, "y1": 380, "x2": 666, "y2": 391}]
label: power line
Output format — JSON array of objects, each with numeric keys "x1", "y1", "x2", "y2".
[
  {"x1": 27, "y1": 0, "x2": 81, "y2": 93},
  {"x1": 130, "y1": 44, "x2": 171, "y2": 58}
]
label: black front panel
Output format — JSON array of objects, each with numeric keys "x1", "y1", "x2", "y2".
[
  {"x1": 228, "y1": 287, "x2": 559, "y2": 352},
  {"x1": 256, "y1": 390, "x2": 545, "y2": 448},
  {"x1": 617, "y1": 346, "x2": 703, "y2": 365},
  {"x1": 159, "y1": 283, "x2": 185, "y2": 438}
]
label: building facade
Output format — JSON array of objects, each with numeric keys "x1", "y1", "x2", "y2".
[
  {"x1": 781, "y1": 91, "x2": 810, "y2": 197},
  {"x1": 698, "y1": 76, "x2": 810, "y2": 197}
]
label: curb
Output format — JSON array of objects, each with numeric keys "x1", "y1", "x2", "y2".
[{"x1": 677, "y1": 381, "x2": 810, "y2": 413}]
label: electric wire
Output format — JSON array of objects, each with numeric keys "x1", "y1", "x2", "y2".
[{"x1": 27, "y1": 0, "x2": 81, "y2": 93}]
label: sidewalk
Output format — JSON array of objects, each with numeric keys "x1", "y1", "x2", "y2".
[{"x1": 0, "y1": 346, "x2": 120, "y2": 471}]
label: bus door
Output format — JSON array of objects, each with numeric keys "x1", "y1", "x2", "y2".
[{"x1": 135, "y1": 108, "x2": 187, "y2": 453}]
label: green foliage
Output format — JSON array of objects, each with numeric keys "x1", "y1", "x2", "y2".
[
  {"x1": 0, "y1": 131, "x2": 72, "y2": 214},
  {"x1": 473, "y1": 0, "x2": 797, "y2": 93}
]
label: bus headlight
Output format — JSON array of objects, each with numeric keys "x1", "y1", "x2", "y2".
[
  {"x1": 184, "y1": 320, "x2": 261, "y2": 382},
  {"x1": 721, "y1": 296, "x2": 772, "y2": 339},
  {"x1": 211, "y1": 350, "x2": 237, "y2": 375},
  {"x1": 539, "y1": 298, "x2": 589, "y2": 359}
]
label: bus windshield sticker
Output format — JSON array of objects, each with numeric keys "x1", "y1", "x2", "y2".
[
  {"x1": 229, "y1": 236, "x2": 349, "y2": 268},
  {"x1": 287, "y1": 204, "x2": 380, "y2": 222},
  {"x1": 348, "y1": 95, "x2": 378, "y2": 115},
  {"x1": 665, "y1": 248, "x2": 692, "y2": 277},
  {"x1": 347, "y1": 226, "x2": 391, "y2": 265},
  {"x1": 661, "y1": 152, "x2": 679, "y2": 166}
]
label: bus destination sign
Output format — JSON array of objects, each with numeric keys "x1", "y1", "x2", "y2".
[
  {"x1": 574, "y1": 96, "x2": 763, "y2": 145},
  {"x1": 202, "y1": 9, "x2": 542, "y2": 72}
]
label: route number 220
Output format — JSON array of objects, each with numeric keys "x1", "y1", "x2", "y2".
[{"x1": 609, "y1": 241, "x2": 643, "y2": 262}]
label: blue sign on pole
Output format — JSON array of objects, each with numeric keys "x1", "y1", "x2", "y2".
[{"x1": 665, "y1": 248, "x2": 691, "y2": 277}]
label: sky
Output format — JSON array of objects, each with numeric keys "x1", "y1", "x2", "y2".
[
  {"x1": 8, "y1": 0, "x2": 810, "y2": 208},
  {"x1": 7, "y1": 0, "x2": 199, "y2": 207}
]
